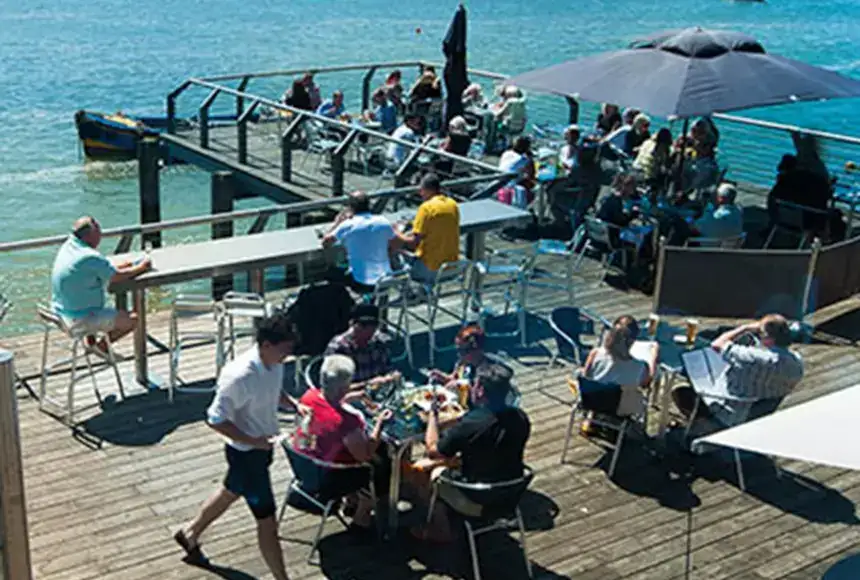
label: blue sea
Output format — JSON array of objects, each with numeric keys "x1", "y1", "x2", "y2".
[{"x1": 2, "y1": 0, "x2": 859, "y2": 333}]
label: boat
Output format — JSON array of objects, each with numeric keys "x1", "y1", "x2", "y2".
[{"x1": 74, "y1": 110, "x2": 258, "y2": 161}]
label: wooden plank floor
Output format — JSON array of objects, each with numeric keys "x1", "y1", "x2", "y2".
[{"x1": 5, "y1": 253, "x2": 860, "y2": 580}]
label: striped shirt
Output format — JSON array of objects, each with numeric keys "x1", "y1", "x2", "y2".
[{"x1": 705, "y1": 343, "x2": 803, "y2": 426}]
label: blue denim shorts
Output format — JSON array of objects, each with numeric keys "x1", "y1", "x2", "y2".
[{"x1": 223, "y1": 445, "x2": 276, "y2": 520}]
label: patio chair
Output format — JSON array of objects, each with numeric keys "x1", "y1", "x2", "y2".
[
  {"x1": 686, "y1": 394, "x2": 785, "y2": 492},
  {"x1": 561, "y1": 376, "x2": 645, "y2": 479},
  {"x1": 221, "y1": 291, "x2": 268, "y2": 361},
  {"x1": 168, "y1": 294, "x2": 226, "y2": 403},
  {"x1": 426, "y1": 466, "x2": 534, "y2": 580},
  {"x1": 685, "y1": 232, "x2": 746, "y2": 249},
  {"x1": 0, "y1": 291, "x2": 36, "y2": 399},
  {"x1": 36, "y1": 304, "x2": 125, "y2": 426},
  {"x1": 765, "y1": 200, "x2": 829, "y2": 249},
  {"x1": 538, "y1": 307, "x2": 599, "y2": 395},
  {"x1": 573, "y1": 216, "x2": 628, "y2": 286},
  {"x1": 279, "y1": 440, "x2": 376, "y2": 564},
  {"x1": 520, "y1": 211, "x2": 585, "y2": 305},
  {"x1": 302, "y1": 354, "x2": 324, "y2": 391},
  {"x1": 369, "y1": 269, "x2": 414, "y2": 367},
  {"x1": 301, "y1": 121, "x2": 340, "y2": 173},
  {"x1": 471, "y1": 249, "x2": 534, "y2": 346}
]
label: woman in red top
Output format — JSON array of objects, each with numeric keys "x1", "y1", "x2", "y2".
[{"x1": 293, "y1": 354, "x2": 392, "y2": 527}]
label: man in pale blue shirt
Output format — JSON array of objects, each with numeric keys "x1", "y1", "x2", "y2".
[
  {"x1": 368, "y1": 88, "x2": 398, "y2": 134},
  {"x1": 386, "y1": 115, "x2": 422, "y2": 167},
  {"x1": 51, "y1": 216, "x2": 150, "y2": 347},
  {"x1": 316, "y1": 90, "x2": 346, "y2": 119},
  {"x1": 694, "y1": 183, "x2": 744, "y2": 242}
]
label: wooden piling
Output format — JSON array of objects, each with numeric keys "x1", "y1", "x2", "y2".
[
  {"x1": 138, "y1": 137, "x2": 162, "y2": 249},
  {"x1": 211, "y1": 171, "x2": 235, "y2": 299}
]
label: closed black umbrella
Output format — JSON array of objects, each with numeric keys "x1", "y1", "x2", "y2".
[
  {"x1": 506, "y1": 27, "x2": 860, "y2": 119},
  {"x1": 442, "y1": 3, "x2": 468, "y2": 134}
]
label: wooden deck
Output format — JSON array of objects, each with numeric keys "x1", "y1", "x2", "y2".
[{"x1": 5, "y1": 252, "x2": 860, "y2": 580}]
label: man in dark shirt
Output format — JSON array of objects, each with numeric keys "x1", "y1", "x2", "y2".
[{"x1": 412, "y1": 363, "x2": 530, "y2": 542}]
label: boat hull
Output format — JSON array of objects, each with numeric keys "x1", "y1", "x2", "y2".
[{"x1": 74, "y1": 110, "x2": 156, "y2": 161}]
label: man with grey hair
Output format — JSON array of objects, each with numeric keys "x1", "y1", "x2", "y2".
[
  {"x1": 692, "y1": 183, "x2": 744, "y2": 243},
  {"x1": 293, "y1": 354, "x2": 393, "y2": 528},
  {"x1": 50, "y1": 215, "x2": 151, "y2": 350}
]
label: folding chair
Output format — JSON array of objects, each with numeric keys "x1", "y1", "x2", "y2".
[
  {"x1": 573, "y1": 216, "x2": 628, "y2": 286},
  {"x1": 427, "y1": 467, "x2": 534, "y2": 580},
  {"x1": 279, "y1": 440, "x2": 376, "y2": 564},
  {"x1": 36, "y1": 304, "x2": 125, "y2": 426}
]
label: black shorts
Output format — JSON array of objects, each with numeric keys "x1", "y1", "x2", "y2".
[{"x1": 223, "y1": 445, "x2": 276, "y2": 520}]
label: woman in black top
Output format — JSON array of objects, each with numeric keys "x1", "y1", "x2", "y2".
[
  {"x1": 283, "y1": 79, "x2": 312, "y2": 111},
  {"x1": 596, "y1": 103, "x2": 622, "y2": 135}
]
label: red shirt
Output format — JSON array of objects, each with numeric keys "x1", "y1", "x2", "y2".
[{"x1": 293, "y1": 388, "x2": 366, "y2": 464}]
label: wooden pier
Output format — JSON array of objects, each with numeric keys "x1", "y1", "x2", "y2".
[{"x1": 5, "y1": 252, "x2": 860, "y2": 580}]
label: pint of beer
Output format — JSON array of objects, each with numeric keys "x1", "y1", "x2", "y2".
[
  {"x1": 685, "y1": 318, "x2": 700, "y2": 344},
  {"x1": 647, "y1": 314, "x2": 660, "y2": 336}
]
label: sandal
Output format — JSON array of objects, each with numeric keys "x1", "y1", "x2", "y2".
[{"x1": 173, "y1": 530, "x2": 207, "y2": 565}]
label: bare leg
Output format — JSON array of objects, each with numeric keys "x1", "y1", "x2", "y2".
[
  {"x1": 256, "y1": 516, "x2": 290, "y2": 580},
  {"x1": 184, "y1": 486, "x2": 238, "y2": 545},
  {"x1": 108, "y1": 310, "x2": 137, "y2": 343}
]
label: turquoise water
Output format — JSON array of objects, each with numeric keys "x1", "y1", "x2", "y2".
[{"x1": 2, "y1": 0, "x2": 859, "y2": 332}]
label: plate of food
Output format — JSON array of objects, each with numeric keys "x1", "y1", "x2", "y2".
[
  {"x1": 417, "y1": 401, "x2": 466, "y2": 424},
  {"x1": 403, "y1": 386, "x2": 457, "y2": 412}
]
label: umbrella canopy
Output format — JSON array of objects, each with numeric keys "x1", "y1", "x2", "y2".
[
  {"x1": 506, "y1": 27, "x2": 860, "y2": 118},
  {"x1": 442, "y1": 4, "x2": 468, "y2": 133}
]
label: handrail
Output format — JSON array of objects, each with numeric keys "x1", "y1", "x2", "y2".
[
  {"x1": 0, "y1": 173, "x2": 505, "y2": 254},
  {"x1": 713, "y1": 113, "x2": 860, "y2": 147},
  {"x1": 174, "y1": 77, "x2": 507, "y2": 175}
]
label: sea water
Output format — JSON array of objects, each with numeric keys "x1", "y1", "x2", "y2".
[{"x1": 1, "y1": 0, "x2": 859, "y2": 334}]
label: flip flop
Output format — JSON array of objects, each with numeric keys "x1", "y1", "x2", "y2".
[{"x1": 173, "y1": 530, "x2": 208, "y2": 565}]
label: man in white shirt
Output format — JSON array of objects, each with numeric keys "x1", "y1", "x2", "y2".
[
  {"x1": 174, "y1": 312, "x2": 296, "y2": 580},
  {"x1": 322, "y1": 190, "x2": 401, "y2": 293},
  {"x1": 386, "y1": 115, "x2": 422, "y2": 167}
]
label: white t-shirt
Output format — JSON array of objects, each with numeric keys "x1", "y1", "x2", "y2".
[
  {"x1": 498, "y1": 150, "x2": 529, "y2": 186},
  {"x1": 332, "y1": 212, "x2": 395, "y2": 285},
  {"x1": 387, "y1": 124, "x2": 418, "y2": 165},
  {"x1": 586, "y1": 347, "x2": 648, "y2": 417},
  {"x1": 207, "y1": 346, "x2": 283, "y2": 451}
]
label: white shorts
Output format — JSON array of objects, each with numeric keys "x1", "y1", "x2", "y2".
[{"x1": 62, "y1": 308, "x2": 118, "y2": 337}]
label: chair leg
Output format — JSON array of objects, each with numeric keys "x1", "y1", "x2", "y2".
[
  {"x1": 561, "y1": 403, "x2": 578, "y2": 464},
  {"x1": 278, "y1": 479, "x2": 295, "y2": 524},
  {"x1": 39, "y1": 327, "x2": 50, "y2": 407},
  {"x1": 609, "y1": 421, "x2": 627, "y2": 479},
  {"x1": 103, "y1": 334, "x2": 124, "y2": 400},
  {"x1": 464, "y1": 521, "x2": 482, "y2": 580},
  {"x1": 516, "y1": 507, "x2": 534, "y2": 578},
  {"x1": 425, "y1": 485, "x2": 439, "y2": 526},
  {"x1": 67, "y1": 340, "x2": 79, "y2": 426},
  {"x1": 734, "y1": 449, "x2": 746, "y2": 492},
  {"x1": 764, "y1": 226, "x2": 777, "y2": 249},
  {"x1": 308, "y1": 500, "x2": 335, "y2": 564},
  {"x1": 82, "y1": 350, "x2": 102, "y2": 406}
]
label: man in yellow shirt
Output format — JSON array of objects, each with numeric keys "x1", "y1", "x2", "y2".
[{"x1": 396, "y1": 173, "x2": 460, "y2": 283}]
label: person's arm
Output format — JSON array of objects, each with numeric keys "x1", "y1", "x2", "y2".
[
  {"x1": 343, "y1": 409, "x2": 392, "y2": 462},
  {"x1": 396, "y1": 205, "x2": 427, "y2": 251},
  {"x1": 321, "y1": 210, "x2": 352, "y2": 247},
  {"x1": 643, "y1": 343, "x2": 659, "y2": 386},
  {"x1": 494, "y1": 99, "x2": 511, "y2": 119},
  {"x1": 208, "y1": 421, "x2": 272, "y2": 449},
  {"x1": 582, "y1": 348, "x2": 598, "y2": 376},
  {"x1": 109, "y1": 257, "x2": 151, "y2": 285},
  {"x1": 424, "y1": 406, "x2": 442, "y2": 456},
  {"x1": 711, "y1": 321, "x2": 760, "y2": 353}
]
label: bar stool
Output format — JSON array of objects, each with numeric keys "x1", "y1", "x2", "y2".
[
  {"x1": 168, "y1": 294, "x2": 225, "y2": 403},
  {"x1": 369, "y1": 269, "x2": 413, "y2": 367},
  {"x1": 36, "y1": 304, "x2": 125, "y2": 426},
  {"x1": 472, "y1": 249, "x2": 534, "y2": 346},
  {"x1": 222, "y1": 292, "x2": 269, "y2": 361}
]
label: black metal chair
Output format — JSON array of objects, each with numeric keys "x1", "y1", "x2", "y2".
[
  {"x1": 573, "y1": 216, "x2": 628, "y2": 286},
  {"x1": 765, "y1": 200, "x2": 830, "y2": 249},
  {"x1": 538, "y1": 306, "x2": 599, "y2": 395},
  {"x1": 279, "y1": 440, "x2": 376, "y2": 564},
  {"x1": 426, "y1": 467, "x2": 535, "y2": 580}
]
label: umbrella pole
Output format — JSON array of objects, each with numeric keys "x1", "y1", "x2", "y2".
[{"x1": 674, "y1": 118, "x2": 689, "y2": 198}]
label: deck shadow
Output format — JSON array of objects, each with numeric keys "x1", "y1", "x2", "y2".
[
  {"x1": 183, "y1": 559, "x2": 258, "y2": 580},
  {"x1": 78, "y1": 382, "x2": 212, "y2": 447}
]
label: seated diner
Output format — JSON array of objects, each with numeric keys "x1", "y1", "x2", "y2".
[
  {"x1": 293, "y1": 354, "x2": 393, "y2": 528},
  {"x1": 325, "y1": 304, "x2": 399, "y2": 388},
  {"x1": 411, "y1": 363, "x2": 531, "y2": 542},
  {"x1": 595, "y1": 103, "x2": 622, "y2": 135},
  {"x1": 316, "y1": 90, "x2": 347, "y2": 119},
  {"x1": 493, "y1": 85, "x2": 527, "y2": 137},
  {"x1": 386, "y1": 114, "x2": 422, "y2": 168},
  {"x1": 691, "y1": 183, "x2": 744, "y2": 243},
  {"x1": 428, "y1": 325, "x2": 492, "y2": 390},
  {"x1": 496, "y1": 136, "x2": 536, "y2": 209},
  {"x1": 364, "y1": 88, "x2": 398, "y2": 134},
  {"x1": 435, "y1": 115, "x2": 473, "y2": 175}
]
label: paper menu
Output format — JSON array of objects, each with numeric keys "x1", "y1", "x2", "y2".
[{"x1": 681, "y1": 348, "x2": 729, "y2": 395}]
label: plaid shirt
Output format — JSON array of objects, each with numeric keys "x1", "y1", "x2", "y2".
[
  {"x1": 325, "y1": 328, "x2": 391, "y2": 383},
  {"x1": 705, "y1": 343, "x2": 804, "y2": 426}
]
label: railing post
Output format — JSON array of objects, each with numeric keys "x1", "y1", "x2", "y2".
[
  {"x1": 211, "y1": 171, "x2": 235, "y2": 299},
  {"x1": 167, "y1": 94, "x2": 177, "y2": 134},
  {"x1": 395, "y1": 135, "x2": 432, "y2": 188},
  {"x1": 361, "y1": 66, "x2": 379, "y2": 111},
  {"x1": 281, "y1": 115, "x2": 304, "y2": 183},
  {"x1": 802, "y1": 238, "x2": 822, "y2": 319},
  {"x1": 284, "y1": 212, "x2": 304, "y2": 287},
  {"x1": 0, "y1": 349, "x2": 33, "y2": 580},
  {"x1": 199, "y1": 88, "x2": 221, "y2": 149},
  {"x1": 566, "y1": 96, "x2": 579, "y2": 124},
  {"x1": 138, "y1": 137, "x2": 162, "y2": 249},
  {"x1": 236, "y1": 99, "x2": 261, "y2": 165},
  {"x1": 331, "y1": 128, "x2": 359, "y2": 196},
  {"x1": 236, "y1": 76, "x2": 251, "y2": 119}
]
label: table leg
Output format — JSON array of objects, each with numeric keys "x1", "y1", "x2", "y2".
[
  {"x1": 249, "y1": 269, "x2": 264, "y2": 295},
  {"x1": 657, "y1": 369, "x2": 678, "y2": 438},
  {"x1": 466, "y1": 232, "x2": 486, "y2": 261},
  {"x1": 387, "y1": 441, "x2": 412, "y2": 535},
  {"x1": 133, "y1": 289, "x2": 148, "y2": 386}
]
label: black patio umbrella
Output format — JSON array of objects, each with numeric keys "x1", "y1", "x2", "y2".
[
  {"x1": 506, "y1": 27, "x2": 860, "y2": 119},
  {"x1": 442, "y1": 3, "x2": 468, "y2": 134}
]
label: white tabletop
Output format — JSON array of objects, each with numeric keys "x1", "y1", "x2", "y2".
[{"x1": 693, "y1": 384, "x2": 860, "y2": 471}]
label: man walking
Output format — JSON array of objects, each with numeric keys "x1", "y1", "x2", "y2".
[{"x1": 174, "y1": 311, "x2": 296, "y2": 580}]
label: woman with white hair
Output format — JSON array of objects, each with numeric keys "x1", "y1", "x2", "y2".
[
  {"x1": 461, "y1": 83, "x2": 486, "y2": 109},
  {"x1": 492, "y1": 84, "x2": 527, "y2": 137},
  {"x1": 624, "y1": 113, "x2": 651, "y2": 155},
  {"x1": 293, "y1": 354, "x2": 393, "y2": 527},
  {"x1": 435, "y1": 115, "x2": 473, "y2": 174}
]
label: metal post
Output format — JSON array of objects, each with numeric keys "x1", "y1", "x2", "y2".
[
  {"x1": 236, "y1": 76, "x2": 251, "y2": 118},
  {"x1": 166, "y1": 94, "x2": 177, "y2": 135},
  {"x1": 0, "y1": 350, "x2": 33, "y2": 580},
  {"x1": 285, "y1": 212, "x2": 302, "y2": 286},
  {"x1": 133, "y1": 290, "x2": 148, "y2": 386},
  {"x1": 361, "y1": 66, "x2": 379, "y2": 111},
  {"x1": 332, "y1": 129, "x2": 359, "y2": 196},
  {"x1": 566, "y1": 96, "x2": 579, "y2": 124},
  {"x1": 801, "y1": 238, "x2": 822, "y2": 319},
  {"x1": 138, "y1": 137, "x2": 162, "y2": 249},
  {"x1": 236, "y1": 99, "x2": 260, "y2": 165},
  {"x1": 281, "y1": 114, "x2": 304, "y2": 183},
  {"x1": 199, "y1": 88, "x2": 221, "y2": 149},
  {"x1": 211, "y1": 171, "x2": 235, "y2": 299},
  {"x1": 651, "y1": 237, "x2": 667, "y2": 314}
]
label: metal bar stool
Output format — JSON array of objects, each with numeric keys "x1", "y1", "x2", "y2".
[
  {"x1": 36, "y1": 304, "x2": 125, "y2": 426},
  {"x1": 369, "y1": 269, "x2": 414, "y2": 367},
  {"x1": 168, "y1": 294, "x2": 225, "y2": 402},
  {"x1": 221, "y1": 291, "x2": 269, "y2": 361}
]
